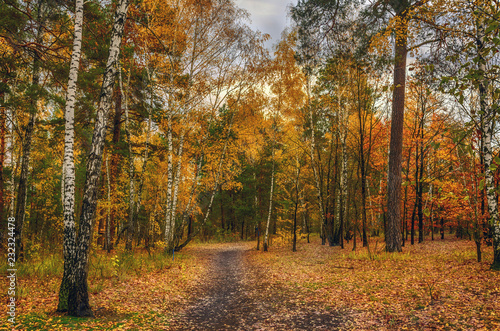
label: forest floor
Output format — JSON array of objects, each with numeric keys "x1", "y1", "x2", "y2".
[
  {"x1": 167, "y1": 242, "x2": 347, "y2": 330},
  {"x1": 1, "y1": 236, "x2": 500, "y2": 330}
]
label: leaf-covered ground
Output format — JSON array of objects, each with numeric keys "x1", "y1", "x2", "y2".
[
  {"x1": 1, "y1": 238, "x2": 500, "y2": 330},
  {"x1": 0, "y1": 245, "x2": 212, "y2": 330},
  {"x1": 168, "y1": 243, "x2": 348, "y2": 330},
  {"x1": 245, "y1": 237, "x2": 500, "y2": 330}
]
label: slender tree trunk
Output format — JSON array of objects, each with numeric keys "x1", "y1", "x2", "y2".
[
  {"x1": 121, "y1": 70, "x2": 135, "y2": 251},
  {"x1": 67, "y1": 0, "x2": 130, "y2": 316},
  {"x1": 0, "y1": 90, "x2": 5, "y2": 244},
  {"x1": 417, "y1": 115, "x2": 424, "y2": 244},
  {"x1": 105, "y1": 155, "x2": 111, "y2": 251},
  {"x1": 402, "y1": 142, "x2": 412, "y2": 247},
  {"x1": 220, "y1": 187, "x2": 225, "y2": 230},
  {"x1": 14, "y1": 0, "x2": 46, "y2": 261},
  {"x1": 483, "y1": 116, "x2": 498, "y2": 267},
  {"x1": 164, "y1": 114, "x2": 174, "y2": 250},
  {"x1": 417, "y1": 150, "x2": 424, "y2": 243},
  {"x1": 359, "y1": 130, "x2": 368, "y2": 248},
  {"x1": 292, "y1": 156, "x2": 300, "y2": 252},
  {"x1": 131, "y1": 111, "x2": 152, "y2": 246},
  {"x1": 325, "y1": 135, "x2": 334, "y2": 246},
  {"x1": 307, "y1": 78, "x2": 326, "y2": 244},
  {"x1": 475, "y1": 14, "x2": 500, "y2": 269},
  {"x1": 57, "y1": 0, "x2": 84, "y2": 312},
  {"x1": 411, "y1": 199, "x2": 416, "y2": 245},
  {"x1": 440, "y1": 217, "x2": 444, "y2": 240},
  {"x1": 167, "y1": 130, "x2": 185, "y2": 250},
  {"x1": 8, "y1": 108, "x2": 15, "y2": 220},
  {"x1": 339, "y1": 113, "x2": 348, "y2": 248},
  {"x1": 385, "y1": 18, "x2": 407, "y2": 253},
  {"x1": 263, "y1": 143, "x2": 274, "y2": 252},
  {"x1": 108, "y1": 89, "x2": 123, "y2": 250},
  {"x1": 300, "y1": 192, "x2": 308, "y2": 240},
  {"x1": 254, "y1": 171, "x2": 260, "y2": 250}
]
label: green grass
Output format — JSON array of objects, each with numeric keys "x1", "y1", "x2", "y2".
[{"x1": 0, "y1": 253, "x2": 64, "y2": 278}]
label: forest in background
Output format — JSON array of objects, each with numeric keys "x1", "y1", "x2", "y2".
[{"x1": 1, "y1": 0, "x2": 500, "y2": 319}]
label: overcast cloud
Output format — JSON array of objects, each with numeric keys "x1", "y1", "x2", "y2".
[{"x1": 234, "y1": 0, "x2": 297, "y2": 51}]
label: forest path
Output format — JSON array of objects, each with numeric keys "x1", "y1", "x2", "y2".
[{"x1": 168, "y1": 243, "x2": 347, "y2": 330}]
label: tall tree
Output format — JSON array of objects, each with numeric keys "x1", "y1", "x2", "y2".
[
  {"x1": 366, "y1": 0, "x2": 445, "y2": 252},
  {"x1": 57, "y1": 0, "x2": 84, "y2": 312},
  {"x1": 67, "y1": 0, "x2": 130, "y2": 317},
  {"x1": 13, "y1": 0, "x2": 46, "y2": 260},
  {"x1": 384, "y1": 0, "x2": 409, "y2": 253}
]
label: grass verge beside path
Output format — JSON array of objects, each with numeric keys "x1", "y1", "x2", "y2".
[{"x1": 0, "y1": 243, "x2": 212, "y2": 330}]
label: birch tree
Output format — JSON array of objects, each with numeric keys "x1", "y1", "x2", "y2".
[
  {"x1": 67, "y1": 0, "x2": 130, "y2": 316},
  {"x1": 476, "y1": 11, "x2": 500, "y2": 269},
  {"x1": 57, "y1": 0, "x2": 84, "y2": 312},
  {"x1": 439, "y1": 0, "x2": 500, "y2": 268},
  {"x1": 263, "y1": 130, "x2": 275, "y2": 252}
]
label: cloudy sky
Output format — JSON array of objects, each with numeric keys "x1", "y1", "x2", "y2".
[{"x1": 234, "y1": 0, "x2": 298, "y2": 51}]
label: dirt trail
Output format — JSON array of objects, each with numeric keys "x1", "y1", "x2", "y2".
[{"x1": 169, "y1": 244, "x2": 347, "y2": 330}]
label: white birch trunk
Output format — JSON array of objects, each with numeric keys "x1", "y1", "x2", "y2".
[
  {"x1": 164, "y1": 114, "x2": 174, "y2": 249},
  {"x1": 263, "y1": 143, "x2": 274, "y2": 251},
  {"x1": 167, "y1": 130, "x2": 185, "y2": 248},
  {"x1": 57, "y1": 0, "x2": 84, "y2": 311},
  {"x1": 477, "y1": 17, "x2": 500, "y2": 267},
  {"x1": 9, "y1": 108, "x2": 15, "y2": 218},
  {"x1": 68, "y1": 0, "x2": 130, "y2": 316}
]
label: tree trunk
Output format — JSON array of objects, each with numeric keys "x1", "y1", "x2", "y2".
[
  {"x1": 263, "y1": 143, "x2": 274, "y2": 252},
  {"x1": 385, "y1": 17, "x2": 407, "y2": 253},
  {"x1": 0, "y1": 90, "x2": 5, "y2": 244},
  {"x1": 476, "y1": 14, "x2": 500, "y2": 269},
  {"x1": 8, "y1": 107, "x2": 15, "y2": 220},
  {"x1": 164, "y1": 114, "x2": 174, "y2": 250},
  {"x1": 220, "y1": 187, "x2": 225, "y2": 230},
  {"x1": 105, "y1": 155, "x2": 111, "y2": 251},
  {"x1": 418, "y1": 117, "x2": 424, "y2": 243},
  {"x1": 292, "y1": 155, "x2": 300, "y2": 252},
  {"x1": 254, "y1": 171, "x2": 259, "y2": 250},
  {"x1": 108, "y1": 89, "x2": 123, "y2": 250},
  {"x1": 14, "y1": 0, "x2": 46, "y2": 261},
  {"x1": 167, "y1": 130, "x2": 185, "y2": 249},
  {"x1": 131, "y1": 111, "x2": 152, "y2": 247},
  {"x1": 57, "y1": 0, "x2": 84, "y2": 312},
  {"x1": 306, "y1": 78, "x2": 326, "y2": 245},
  {"x1": 359, "y1": 127, "x2": 368, "y2": 248},
  {"x1": 483, "y1": 117, "x2": 499, "y2": 267},
  {"x1": 121, "y1": 70, "x2": 135, "y2": 251},
  {"x1": 67, "y1": 0, "x2": 130, "y2": 316},
  {"x1": 440, "y1": 217, "x2": 444, "y2": 240},
  {"x1": 339, "y1": 115, "x2": 348, "y2": 248}
]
